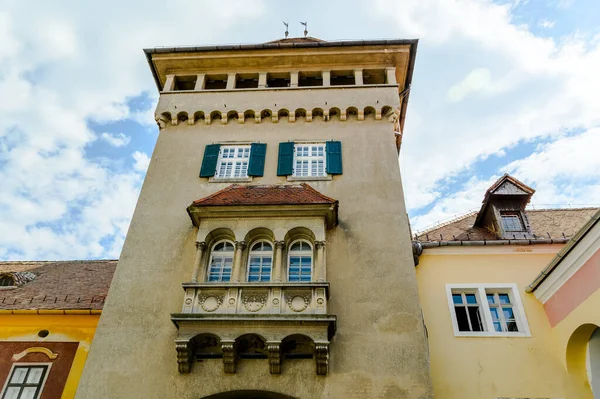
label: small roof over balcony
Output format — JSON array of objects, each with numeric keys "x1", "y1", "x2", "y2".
[{"x1": 187, "y1": 184, "x2": 339, "y2": 228}]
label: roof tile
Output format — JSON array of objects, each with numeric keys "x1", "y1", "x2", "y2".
[{"x1": 191, "y1": 184, "x2": 338, "y2": 207}]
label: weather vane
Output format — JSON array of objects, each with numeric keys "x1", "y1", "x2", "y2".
[
  {"x1": 283, "y1": 21, "x2": 289, "y2": 38},
  {"x1": 300, "y1": 21, "x2": 308, "y2": 37}
]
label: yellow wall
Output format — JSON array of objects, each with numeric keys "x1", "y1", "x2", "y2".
[
  {"x1": 416, "y1": 245, "x2": 569, "y2": 399},
  {"x1": 0, "y1": 313, "x2": 100, "y2": 399},
  {"x1": 551, "y1": 289, "x2": 600, "y2": 398}
]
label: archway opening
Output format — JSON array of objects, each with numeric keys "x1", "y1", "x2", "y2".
[{"x1": 202, "y1": 391, "x2": 296, "y2": 399}]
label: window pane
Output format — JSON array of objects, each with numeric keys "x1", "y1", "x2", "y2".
[
  {"x1": 503, "y1": 308, "x2": 515, "y2": 320},
  {"x1": 465, "y1": 294, "x2": 477, "y2": 304},
  {"x1": 489, "y1": 307, "x2": 499, "y2": 321},
  {"x1": 10, "y1": 368, "x2": 27, "y2": 383},
  {"x1": 487, "y1": 294, "x2": 495, "y2": 304},
  {"x1": 468, "y1": 306, "x2": 483, "y2": 331},
  {"x1": 20, "y1": 387, "x2": 38, "y2": 399},
  {"x1": 26, "y1": 367, "x2": 44, "y2": 383},
  {"x1": 507, "y1": 321, "x2": 519, "y2": 332},
  {"x1": 452, "y1": 294, "x2": 463, "y2": 304},
  {"x1": 455, "y1": 307, "x2": 470, "y2": 331},
  {"x1": 493, "y1": 321, "x2": 503, "y2": 332},
  {"x1": 4, "y1": 387, "x2": 21, "y2": 399},
  {"x1": 498, "y1": 294, "x2": 511, "y2": 304}
]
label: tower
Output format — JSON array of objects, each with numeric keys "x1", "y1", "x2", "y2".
[{"x1": 76, "y1": 38, "x2": 432, "y2": 398}]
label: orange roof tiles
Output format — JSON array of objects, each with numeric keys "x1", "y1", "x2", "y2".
[{"x1": 191, "y1": 184, "x2": 338, "y2": 207}]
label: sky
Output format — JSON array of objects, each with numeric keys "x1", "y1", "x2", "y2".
[{"x1": 1, "y1": 0, "x2": 599, "y2": 260}]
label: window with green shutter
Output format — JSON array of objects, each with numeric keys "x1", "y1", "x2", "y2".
[
  {"x1": 248, "y1": 143, "x2": 267, "y2": 177},
  {"x1": 199, "y1": 144, "x2": 221, "y2": 177},
  {"x1": 326, "y1": 141, "x2": 342, "y2": 175},
  {"x1": 277, "y1": 142, "x2": 294, "y2": 176}
]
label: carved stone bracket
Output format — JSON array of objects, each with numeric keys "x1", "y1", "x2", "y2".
[
  {"x1": 274, "y1": 240, "x2": 285, "y2": 249},
  {"x1": 222, "y1": 341, "x2": 236, "y2": 374},
  {"x1": 234, "y1": 241, "x2": 247, "y2": 251},
  {"x1": 267, "y1": 341, "x2": 282, "y2": 375},
  {"x1": 315, "y1": 342, "x2": 329, "y2": 375},
  {"x1": 176, "y1": 341, "x2": 193, "y2": 374},
  {"x1": 314, "y1": 240, "x2": 326, "y2": 249},
  {"x1": 195, "y1": 241, "x2": 207, "y2": 251}
]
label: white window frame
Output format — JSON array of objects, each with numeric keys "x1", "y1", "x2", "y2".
[
  {"x1": 287, "y1": 240, "x2": 313, "y2": 282},
  {"x1": 207, "y1": 240, "x2": 234, "y2": 282},
  {"x1": 0, "y1": 363, "x2": 51, "y2": 399},
  {"x1": 293, "y1": 143, "x2": 327, "y2": 178},
  {"x1": 247, "y1": 240, "x2": 273, "y2": 283},
  {"x1": 445, "y1": 283, "x2": 531, "y2": 337},
  {"x1": 215, "y1": 145, "x2": 251, "y2": 179}
]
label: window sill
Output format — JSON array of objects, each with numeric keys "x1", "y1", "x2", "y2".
[
  {"x1": 453, "y1": 331, "x2": 531, "y2": 338},
  {"x1": 208, "y1": 177, "x2": 253, "y2": 183},
  {"x1": 287, "y1": 175, "x2": 332, "y2": 182}
]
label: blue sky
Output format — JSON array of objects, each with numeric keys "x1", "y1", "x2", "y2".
[{"x1": 1, "y1": 0, "x2": 600, "y2": 260}]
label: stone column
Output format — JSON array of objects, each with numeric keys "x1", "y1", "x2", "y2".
[
  {"x1": 191, "y1": 241, "x2": 207, "y2": 282},
  {"x1": 163, "y1": 74, "x2": 175, "y2": 92},
  {"x1": 290, "y1": 71, "x2": 299, "y2": 88},
  {"x1": 273, "y1": 241, "x2": 285, "y2": 282},
  {"x1": 386, "y1": 67, "x2": 397, "y2": 85},
  {"x1": 232, "y1": 241, "x2": 246, "y2": 282},
  {"x1": 258, "y1": 72, "x2": 267, "y2": 88},
  {"x1": 322, "y1": 70, "x2": 331, "y2": 86},
  {"x1": 226, "y1": 73, "x2": 236, "y2": 90},
  {"x1": 315, "y1": 241, "x2": 326, "y2": 282},
  {"x1": 354, "y1": 69, "x2": 363, "y2": 85},
  {"x1": 222, "y1": 341, "x2": 236, "y2": 373},
  {"x1": 194, "y1": 73, "x2": 206, "y2": 90}
]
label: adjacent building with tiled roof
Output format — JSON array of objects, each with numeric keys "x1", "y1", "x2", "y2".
[
  {"x1": 0, "y1": 260, "x2": 116, "y2": 311},
  {"x1": 0, "y1": 260, "x2": 116, "y2": 399},
  {"x1": 414, "y1": 174, "x2": 600, "y2": 398}
]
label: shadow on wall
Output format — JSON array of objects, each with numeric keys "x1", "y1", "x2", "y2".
[{"x1": 202, "y1": 391, "x2": 297, "y2": 399}]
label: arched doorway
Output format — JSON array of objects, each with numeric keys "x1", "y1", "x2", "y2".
[
  {"x1": 202, "y1": 391, "x2": 296, "y2": 399},
  {"x1": 566, "y1": 323, "x2": 600, "y2": 398}
]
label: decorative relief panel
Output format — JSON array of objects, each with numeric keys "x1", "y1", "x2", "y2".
[{"x1": 242, "y1": 292, "x2": 267, "y2": 312}]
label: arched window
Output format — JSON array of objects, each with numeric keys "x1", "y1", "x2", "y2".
[
  {"x1": 247, "y1": 241, "x2": 273, "y2": 282},
  {"x1": 208, "y1": 241, "x2": 234, "y2": 282},
  {"x1": 288, "y1": 240, "x2": 312, "y2": 282}
]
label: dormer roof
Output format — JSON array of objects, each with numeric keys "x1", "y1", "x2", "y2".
[{"x1": 474, "y1": 174, "x2": 535, "y2": 227}]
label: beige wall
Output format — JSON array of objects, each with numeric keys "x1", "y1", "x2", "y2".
[
  {"x1": 75, "y1": 84, "x2": 433, "y2": 398},
  {"x1": 417, "y1": 245, "x2": 571, "y2": 399}
]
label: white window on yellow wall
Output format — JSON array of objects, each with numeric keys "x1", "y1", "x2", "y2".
[{"x1": 446, "y1": 283, "x2": 530, "y2": 337}]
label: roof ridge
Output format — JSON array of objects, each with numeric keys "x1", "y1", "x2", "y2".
[
  {"x1": 300, "y1": 183, "x2": 339, "y2": 203},
  {"x1": 526, "y1": 207, "x2": 600, "y2": 212},
  {"x1": 192, "y1": 184, "x2": 239, "y2": 205},
  {"x1": 0, "y1": 259, "x2": 118, "y2": 264}
]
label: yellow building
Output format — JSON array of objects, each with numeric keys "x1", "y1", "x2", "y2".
[
  {"x1": 0, "y1": 260, "x2": 115, "y2": 399},
  {"x1": 414, "y1": 174, "x2": 599, "y2": 398}
]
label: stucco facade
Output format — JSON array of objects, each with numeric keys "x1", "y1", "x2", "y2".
[{"x1": 75, "y1": 40, "x2": 434, "y2": 398}]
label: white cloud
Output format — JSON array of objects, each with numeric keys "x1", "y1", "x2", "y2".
[
  {"x1": 447, "y1": 68, "x2": 493, "y2": 102},
  {"x1": 538, "y1": 19, "x2": 556, "y2": 29},
  {"x1": 132, "y1": 151, "x2": 150, "y2": 173},
  {"x1": 372, "y1": 0, "x2": 600, "y2": 225},
  {"x1": 100, "y1": 132, "x2": 131, "y2": 147},
  {"x1": 0, "y1": 1, "x2": 265, "y2": 260}
]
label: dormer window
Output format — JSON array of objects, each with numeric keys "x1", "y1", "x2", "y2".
[
  {"x1": 500, "y1": 211, "x2": 525, "y2": 232},
  {"x1": 0, "y1": 275, "x2": 15, "y2": 287}
]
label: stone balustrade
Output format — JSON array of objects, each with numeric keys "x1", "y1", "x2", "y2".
[{"x1": 179, "y1": 282, "x2": 329, "y2": 316}]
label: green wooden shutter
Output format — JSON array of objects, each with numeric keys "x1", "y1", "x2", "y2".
[
  {"x1": 277, "y1": 142, "x2": 294, "y2": 176},
  {"x1": 326, "y1": 141, "x2": 343, "y2": 175},
  {"x1": 199, "y1": 144, "x2": 221, "y2": 177},
  {"x1": 248, "y1": 143, "x2": 267, "y2": 177}
]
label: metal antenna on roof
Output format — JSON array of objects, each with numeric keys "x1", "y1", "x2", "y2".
[
  {"x1": 300, "y1": 21, "x2": 308, "y2": 37},
  {"x1": 283, "y1": 21, "x2": 289, "y2": 38}
]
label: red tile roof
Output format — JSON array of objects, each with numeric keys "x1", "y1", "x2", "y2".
[
  {"x1": 191, "y1": 184, "x2": 338, "y2": 207},
  {"x1": 0, "y1": 260, "x2": 116, "y2": 311}
]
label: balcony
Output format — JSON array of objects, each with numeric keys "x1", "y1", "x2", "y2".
[{"x1": 170, "y1": 282, "x2": 336, "y2": 375}]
